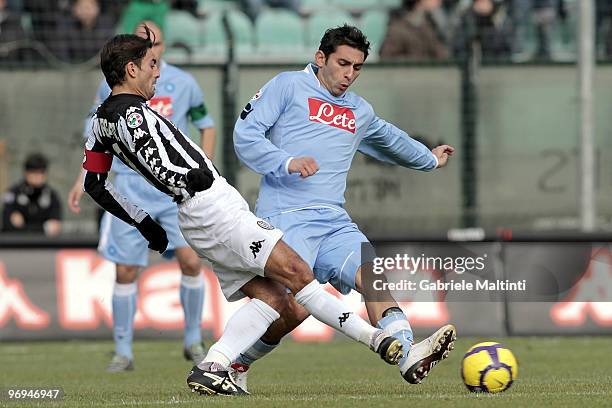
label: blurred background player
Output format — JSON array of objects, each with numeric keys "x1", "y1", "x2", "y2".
[
  {"x1": 232, "y1": 24, "x2": 456, "y2": 389},
  {"x1": 2, "y1": 153, "x2": 62, "y2": 236},
  {"x1": 67, "y1": 20, "x2": 216, "y2": 372}
]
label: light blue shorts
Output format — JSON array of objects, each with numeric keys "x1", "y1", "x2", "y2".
[
  {"x1": 98, "y1": 173, "x2": 188, "y2": 267},
  {"x1": 265, "y1": 208, "x2": 374, "y2": 295}
]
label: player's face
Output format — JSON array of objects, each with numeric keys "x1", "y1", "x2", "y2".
[
  {"x1": 135, "y1": 48, "x2": 160, "y2": 100},
  {"x1": 315, "y1": 45, "x2": 365, "y2": 97}
]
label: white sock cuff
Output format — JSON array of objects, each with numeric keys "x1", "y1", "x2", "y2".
[
  {"x1": 294, "y1": 280, "x2": 321, "y2": 306},
  {"x1": 181, "y1": 273, "x2": 203, "y2": 289},
  {"x1": 204, "y1": 344, "x2": 233, "y2": 368},
  {"x1": 251, "y1": 298, "x2": 281, "y2": 323},
  {"x1": 113, "y1": 282, "x2": 137, "y2": 296}
]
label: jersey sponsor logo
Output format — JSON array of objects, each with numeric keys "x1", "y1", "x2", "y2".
[
  {"x1": 308, "y1": 98, "x2": 356, "y2": 134},
  {"x1": 126, "y1": 112, "x2": 143, "y2": 128},
  {"x1": 257, "y1": 220, "x2": 274, "y2": 230},
  {"x1": 148, "y1": 96, "x2": 174, "y2": 118},
  {"x1": 250, "y1": 239, "x2": 265, "y2": 259}
]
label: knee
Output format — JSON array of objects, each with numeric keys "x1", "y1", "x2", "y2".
[
  {"x1": 115, "y1": 265, "x2": 139, "y2": 283},
  {"x1": 177, "y1": 249, "x2": 202, "y2": 276},
  {"x1": 282, "y1": 255, "x2": 313, "y2": 293}
]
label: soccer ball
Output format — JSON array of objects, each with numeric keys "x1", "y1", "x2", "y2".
[{"x1": 461, "y1": 342, "x2": 518, "y2": 393}]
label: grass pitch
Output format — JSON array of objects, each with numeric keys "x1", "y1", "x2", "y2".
[{"x1": 1, "y1": 336, "x2": 611, "y2": 407}]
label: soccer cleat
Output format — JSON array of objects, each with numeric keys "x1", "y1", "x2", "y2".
[
  {"x1": 106, "y1": 354, "x2": 134, "y2": 373},
  {"x1": 371, "y1": 329, "x2": 404, "y2": 365},
  {"x1": 183, "y1": 342, "x2": 207, "y2": 365},
  {"x1": 401, "y1": 324, "x2": 456, "y2": 384},
  {"x1": 187, "y1": 362, "x2": 249, "y2": 396},
  {"x1": 228, "y1": 363, "x2": 250, "y2": 393}
]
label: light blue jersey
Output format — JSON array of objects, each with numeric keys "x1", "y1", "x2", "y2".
[
  {"x1": 234, "y1": 63, "x2": 437, "y2": 219},
  {"x1": 234, "y1": 62, "x2": 429, "y2": 366}
]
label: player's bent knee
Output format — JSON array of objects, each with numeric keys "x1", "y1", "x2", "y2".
[
  {"x1": 178, "y1": 258, "x2": 201, "y2": 276},
  {"x1": 115, "y1": 264, "x2": 139, "y2": 283},
  {"x1": 282, "y1": 257, "x2": 313, "y2": 293},
  {"x1": 175, "y1": 248, "x2": 202, "y2": 276}
]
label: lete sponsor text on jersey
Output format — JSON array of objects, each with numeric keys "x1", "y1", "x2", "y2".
[
  {"x1": 308, "y1": 98, "x2": 356, "y2": 133},
  {"x1": 148, "y1": 96, "x2": 174, "y2": 118}
]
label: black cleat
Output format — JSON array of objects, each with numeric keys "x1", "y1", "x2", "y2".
[
  {"x1": 372, "y1": 330, "x2": 404, "y2": 365},
  {"x1": 187, "y1": 363, "x2": 249, "y2": 396}
]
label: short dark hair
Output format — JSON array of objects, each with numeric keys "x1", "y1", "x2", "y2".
[
  {"x1": 319, "y1": 24, "x2": 371, "y2": 61},
  {"x1": 24, "y1": 153, "x2": 48, "y2": 171},
  {"x1": 100, "y1": 25, "x2": 154, "y2": 88}
]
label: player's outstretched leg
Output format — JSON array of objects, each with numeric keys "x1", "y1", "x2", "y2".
[
  {"x1": 356, "y1": 267, "x2": 456, "y2": 384},
  {"x1": 402, "y1": 324, "x2": 456, "y2": 384},
  {"x1": 186, "y1": 297, "x2": 282, "y2": 396},
  {"x1": 265, "y1": 241, "x2": 403, "y2": 365}
]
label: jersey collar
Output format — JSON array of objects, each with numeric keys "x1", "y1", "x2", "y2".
[{"x1": 305, "y1": 63, "x2": 348, "y2": 100}]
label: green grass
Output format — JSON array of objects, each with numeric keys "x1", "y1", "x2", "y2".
[{"x1": 1, "y1": 337, "x2": 611, "y2": 407}]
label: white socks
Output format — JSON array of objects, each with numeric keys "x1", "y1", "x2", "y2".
[
  {"x1": 294, "y1": 280, "x2": 378, "y2": 347},
  {"x1": 200, "y1": 298, "x2": 280, "y2": 368}
]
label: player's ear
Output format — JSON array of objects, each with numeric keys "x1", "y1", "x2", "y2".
[
  {"x1": 314, "y1": 50, "x2": 326, "y2": 68},
  {"x1": 125, "y1": 61, "x2": 137, "y2": 79}
]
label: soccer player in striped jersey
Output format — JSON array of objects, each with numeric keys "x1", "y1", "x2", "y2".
[
  {"x1": 83, "y1": 25, "x2": 406, "y2": 396},
  {"x1": 67, "y1": 21, "x2": 214, "y2": 372}
]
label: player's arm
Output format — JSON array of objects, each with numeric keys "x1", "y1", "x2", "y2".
[
  {"x1": 70, "y1": 80, "x2": 111, "y2": 214},
  {"x1": 199, "y1": 127, "x2": 216, "y2": 159},
  {"x1": 359, "y1": 114, "x2": 454, "y2": 170},
  {"x1": 233, "y1": 75, "x2": 295, "y2": 177},
  {"x1": 187, "y1": 78, "x2": 217, "y2": 159},
  {"x1": 82, "y1": 135, "x2": 168, "y2": 253}
]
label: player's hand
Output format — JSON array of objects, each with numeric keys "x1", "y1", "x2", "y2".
[
  {"x1": 136, "y1": 215, "x2": 169, "y2": 253},
  {"x1": 432, "y1": 144, "x2": 455, "y2": 168},
  {"x1": 67, "y1": 182, "x2": 84, "y2": 214},
  {"x1": 186, "y1": 168, "x2": 213, "y2": 192},
  {"x1": 288, "y1": 157, "x2": 319, "y2": 178}
]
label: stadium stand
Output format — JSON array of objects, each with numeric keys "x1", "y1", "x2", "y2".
[
  {"x1": 306, "y1": 10, "x2": 357, "y2": 49},
  {"x1": 255, "y1": 9, "x2": 305, "y2": 56}
]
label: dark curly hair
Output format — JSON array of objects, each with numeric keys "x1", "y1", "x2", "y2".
[
  {"x1": 318, "y1": 24, "x2": 371, "y2": 61},
  {"x1": 100, "y1": 25, "x2": 154, "y2": 88}
]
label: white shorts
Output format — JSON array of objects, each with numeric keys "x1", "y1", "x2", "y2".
[{"x1": 177, "y1": 177, "x2": 283, "y2": 301}]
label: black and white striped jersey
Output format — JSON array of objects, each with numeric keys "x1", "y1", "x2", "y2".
[{"x1": 82, "y1": 93, "x2": 220, "y2": 227}]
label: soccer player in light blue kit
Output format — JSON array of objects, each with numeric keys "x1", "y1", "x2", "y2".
[
  {"x1": 231, "y1": 25, "x2": 456, "y2": 387},
  {"x1": 67, "y1": 21, "x2": 216, "y2": 372}
]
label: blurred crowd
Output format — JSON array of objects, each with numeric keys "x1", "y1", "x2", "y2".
[
  {"x1": 1, "y1": 0, "x2": 612, "y2": 64},
  {"x1": 380, "y1": 0, "x2": 612, "y2": 61}
]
